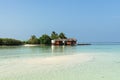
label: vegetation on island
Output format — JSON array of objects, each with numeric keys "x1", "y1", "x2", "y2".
[
  {"x1": 0, "y1": 38, "x2": 23, "y2": 45},
  {"x1": 51, "y1": 31, "x2": 59, "y2": 39},
  {"x1": 27, "y1": 35, "x2": 39, "y2": 44},
  {"x1": 39, "y1": 34, "x2": 51, "y2": 44},
  {"x1": 59, "y1": 32, "x2": 67, "y2": 39},
  {"x1": 0, "y1": 31, "x2": 67, "y2": 46},
  {"x1": 26, "y1": 31, "x2": 67, "y2": 45}
]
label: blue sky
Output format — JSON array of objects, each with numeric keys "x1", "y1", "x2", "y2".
[{"x1": 0, "y1": 0, "x2": 120, "y2": 42}]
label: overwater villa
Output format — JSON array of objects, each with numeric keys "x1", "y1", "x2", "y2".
[{"x1": 51, "y1": 38, "x2": 77, "y2": 45}]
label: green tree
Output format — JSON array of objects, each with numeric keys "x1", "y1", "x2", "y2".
[
  {"x1": 39, "y1": 34, "x2": 51, "y2": 44},
  {"x1": 0, "y1": 38, "x2": 3, "y2": 45},
  {"x1": 59, "y1": 32, "x2": 67, "y2": 39},
  {"x1": 27, "y1": 35, "x2": 39, "y2": 44},
  {"x1": 51, "y1": 31, "x2": 59, "y2": 40},
  {"x1": 1, "y1": 38, "x2": 22, "y2": 45}
]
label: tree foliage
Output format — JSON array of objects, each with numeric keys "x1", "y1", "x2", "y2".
[
  {"x1": 51, "y1": 31, "x2": 59, "y2": 40},
  {"x1": 59, "y1": 32, "x2": 67, "y2": 39},
  {"x1": 39, "y1": 34, "x2": 51, "y2": 44},
  {"x1": 0, "y1": 38, "x2": 22, "y2": 45},
  {"x1": 0, "y1": 31, "x2": 68, "y2": 46},
  {"x1": 27, "y1": 35, "x2": 39, "y2": 44},
  {"x1": 0, "y1": 38, "x2": 2, "y2": 45}
]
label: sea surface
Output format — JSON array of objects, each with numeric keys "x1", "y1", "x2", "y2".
[{"x1": 0, "y1": 44, "x2": 120, "y2": 80}]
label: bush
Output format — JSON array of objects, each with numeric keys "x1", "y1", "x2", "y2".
[{"x1": 0, "y1": 38, "x2": 22, "y2": 45}]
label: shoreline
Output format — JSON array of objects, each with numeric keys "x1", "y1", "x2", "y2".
[{"x1": 23, "y1": 44, "x2": 40, "y2": 46}]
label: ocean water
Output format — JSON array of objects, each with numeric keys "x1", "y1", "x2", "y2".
[{"x1": 0, "y1": 44, "x2": 120, "y2": 80}]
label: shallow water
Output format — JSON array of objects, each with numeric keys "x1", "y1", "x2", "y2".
[{"x1": 0, "y1": 45, "x2": 120, "y2": 80}]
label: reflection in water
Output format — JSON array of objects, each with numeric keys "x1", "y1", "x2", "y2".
[
  {"x1": 0, "y1": 45, "x2": 76, "y2": 58},
  {"x1": 51, "y1": 45, "x2": 65, "y2": 55}
]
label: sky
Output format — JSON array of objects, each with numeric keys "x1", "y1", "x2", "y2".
[{"x1": 0, "y1": 0, "x2": 120, "y2": 42}]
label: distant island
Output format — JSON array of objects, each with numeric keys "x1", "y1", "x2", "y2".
[{"x1": 0, "y1": 31, "x2": 77, "y2": 46}]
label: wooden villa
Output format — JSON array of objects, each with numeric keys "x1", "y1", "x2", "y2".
[{"x1": 51, "y1": 38, "x2": 77, "y2": 45}]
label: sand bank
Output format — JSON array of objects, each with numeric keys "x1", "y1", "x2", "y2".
[
  {"x1": 19, "y1": 53, "x2": 93, "y2": 65},
  {"x1": 23, "y1": 44, "x2": 40, "y2": 46},
  {"x1": 0, "y1": 53, "x2": 94, "y2": 77}
]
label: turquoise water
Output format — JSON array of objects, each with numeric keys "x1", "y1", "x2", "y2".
[{"x1": 0, "y1": 45, "x2": 120, "y2": 80}]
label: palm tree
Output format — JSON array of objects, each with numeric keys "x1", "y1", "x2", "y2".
[
  {"x1": 59, "y1": 32, "x2": 67, "y2": 39},
  {"x1": 51, "y1": 31, "x2": 59, "y2": 40},
  {"x1": 28, "y1": 35, "x2": 39, "y2": 44}
]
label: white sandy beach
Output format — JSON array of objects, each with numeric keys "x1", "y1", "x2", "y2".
[
  {"x1": 23, "y1": 44, "x2": 40, "y2": 46},
  {"x1": 24, "y1": 53, "x2": 93, "y2": 65},
  {"x1": 0, "y1": 53, "x2": 93, "y2": 76},
  {"x1": 1, "y1": 53, "x2": 93, "y2": 66}
]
